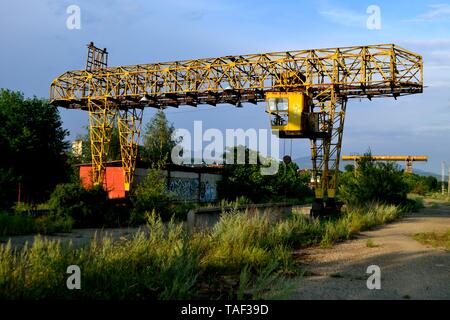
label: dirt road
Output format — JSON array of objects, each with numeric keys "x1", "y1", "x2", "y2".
[{"x1": 291, "y1": 200, "x2": 450, "y2": 300}]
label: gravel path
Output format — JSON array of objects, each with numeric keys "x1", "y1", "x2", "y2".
[{"x1": 291, "y1": 200, "x2": 450, "y2": 300}]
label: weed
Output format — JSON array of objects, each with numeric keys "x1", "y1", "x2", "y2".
[
  {"x1": 366, "y1": 238, "x2": 379, "y2": 248},
  {"x1": 413, "y1": 230, "x2": 450, "y2": 250}
]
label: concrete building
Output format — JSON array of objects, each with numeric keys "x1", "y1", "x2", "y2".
[{"x1": 77, "y1": 161, "x2": 223, "y2": 202}]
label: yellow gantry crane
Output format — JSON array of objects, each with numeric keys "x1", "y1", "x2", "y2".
[
  {"x1": 50, "y1": 42, "x2": 423, "y2": 215},
  {"x1": 342, "y1": 155, "x2": 428, "y2": 174}
]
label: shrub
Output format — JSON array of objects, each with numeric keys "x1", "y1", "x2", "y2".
[
  {"x1": 403, "y1": 173, "x2": 439, "y2": 196},
  {"x1": 0, "y1": 210, "x2": 72, "y2": 236},
  {"x1": 130, "y1": 167, "x2": 175, "y2": 223},
  {"x1": 0, "y1": 211, "x2": 35, "y2": 236},
  {"x1": 47, "y1": 183, "x2": 115, "y2": 228},
  {"x1": 34, "y1": 215, "x2": 73, "y2": 234}
]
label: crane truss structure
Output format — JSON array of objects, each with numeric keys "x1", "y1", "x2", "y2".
[
  {"x1": 50, "y1": 43, "x2": 423, "y2": 208},
  {"x1": 342, "y1": 155, "x2": 428, "y2": 174}
]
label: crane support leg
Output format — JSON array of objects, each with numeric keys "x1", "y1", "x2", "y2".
[
  {"x1": 310, "y1": 88, "x2": 347, "y2": 217},
  {"x1": 405, "y1": 159, "x2": 413, "y2": 174},
  {"x1": 118, "y1": 108, "x2": 143, "y2": 192},
  {"x1": 88, "y1": 98, "x2": 117, "y2": 187}
]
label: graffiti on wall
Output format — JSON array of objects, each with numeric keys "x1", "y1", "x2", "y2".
[
  {"x1": 167, "y1": 173, "x2": 221, "y2": 202},
  {"x1": 200, "y1": 180, "x2": 217, "y2": 202},
  {"x1": 168, "y1": 178, "x2": 199, "y2": 201}
]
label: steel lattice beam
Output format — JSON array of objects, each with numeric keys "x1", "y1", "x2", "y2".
[{"x1": 50, "y1": 44, "x2": 422, "y2": 109}]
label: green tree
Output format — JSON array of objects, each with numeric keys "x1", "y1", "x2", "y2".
[
  {"x1": 0, "y1": 89, "x2": 69, "y2": 206},
  {"x1": 142, "y1": 110, "x2": 177, "y2": 164},
  {"x1": 402, "y1": 173, "x2": 438, "y2": 195},
  {"x1": 130, "y1": 163, "x2": 173, "y2": 223},
  {"x1": 271, "y1": 161, "x2": 311, "y2": 200},
  {"x1": 339, "y1": 153, "x2": 408, "y2": 206},
  {"x1": 218, "y1": 146, "x2": 311, "y2": 202}
]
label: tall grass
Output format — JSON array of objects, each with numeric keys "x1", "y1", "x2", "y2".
[
  {"x1": 319, "y1": 203, "x2": 403, "y2": 247},
  {"x1": 413, "y1": 229, "x2": 450, "y2": 250},
  {"x1": 424, "y1": 192, "x2": 450, "y2": 202},
  {"x1": 0, "y1": 212, "x2": 35, "y2": 236},
  {"x1": 0, "y1": 212, "x2": 201, "y2": 300},
  {"x1": 204, "y1": 210, "x2": 296, "y2": 273},
  {"x1": 0, "y1": 202, "x2": 410, "y2": 300},
  {"x1": 0, "y1": 211, "x2": 72, "y2": 237}
]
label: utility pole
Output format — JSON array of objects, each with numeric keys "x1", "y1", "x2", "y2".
[
  {"x1": 447, "y1": 164, "x2": 450, "y2": 197},
  {"x1": 442, "y1": 161, "x2": 446, "y2": 195}
]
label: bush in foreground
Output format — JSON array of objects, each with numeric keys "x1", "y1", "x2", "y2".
[
  {"x1": 47, "y1": 183, "x2": 116, "y2": 228},
  {"x1": 0, "y1": 212, "x2": 201, "y2": 299}
]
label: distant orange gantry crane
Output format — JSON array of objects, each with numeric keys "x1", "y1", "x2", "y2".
[
  {"x1": 342, "y1": 155, "x2": 428, "y2": 173},
  {"x1": 50, "y1": 42, "x2": 423, "y2": 216}
]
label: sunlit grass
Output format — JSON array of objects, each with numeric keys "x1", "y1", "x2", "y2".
[
  {"x1": 319, "y1": 203, "x2": 404, "y2": 247},
  {"x1": 413, "y1": 230, "x2": 450, "y2": 250},
  {"x1": 0, "y1": 201, "x2": 412, "y2": 300},
  {"x1": 366, "y1": 238, "x2": 380, "y2": 248},
  {"x1": 424, "y1": 192, "x2": 450, "y2": 203}
]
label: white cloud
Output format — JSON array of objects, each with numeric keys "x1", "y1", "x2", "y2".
[
  {"x1": 404, "y1": 4, "x2": 450, "y2": 22},
  {"x1": 419, "y1": 4, "x2": 450, "y2": 20}
]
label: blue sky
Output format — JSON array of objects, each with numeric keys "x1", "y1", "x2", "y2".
[{"x1": 1, "y1": 0, "x2": 449, "y2": 174}]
